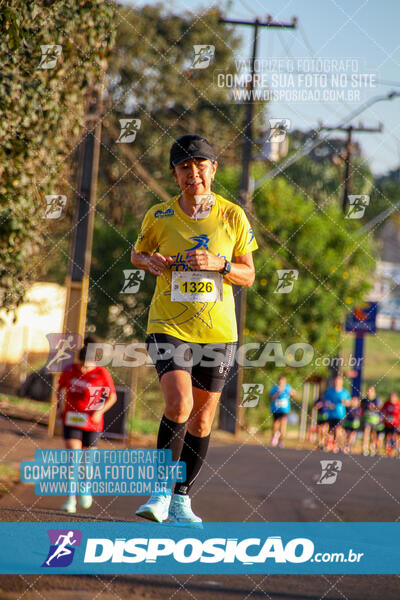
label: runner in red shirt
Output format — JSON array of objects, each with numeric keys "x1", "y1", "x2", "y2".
[
  {"x1": 57, "y1": 336, "x2": 117, "y2": 512},
  {"x1": 381, "y1": 392, "x2": 400, "y2": 457}
]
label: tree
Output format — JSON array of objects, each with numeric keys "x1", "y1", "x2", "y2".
[
  {"x1": 282, "y1": 129, "x2": 374, "y2": 209},
  {"x1": 0, "y1": 0, "x2": 116, "y2": 318},
  {"x1": 98, "y1": 3, "x2": 267, "y2": 224},
  {"x1": 371, "y1": 168, "x2": 400, "y2": 233},
  {"x1": 87, "y1": 213, "x2": 151, "y2": 342},
  {"x1": 214, "y1": 165, "x2": 375, "y2": 394}
]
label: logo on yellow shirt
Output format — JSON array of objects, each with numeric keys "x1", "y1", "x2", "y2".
[
  {"x1": 186, "y1": 234, "x2": 210, "y2": 250},
  {"x1": 154, "y1": 208, "x2": 174, "y2": 218}
]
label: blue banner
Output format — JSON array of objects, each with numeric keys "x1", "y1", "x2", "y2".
[
  {"x1": 0, "y1": 522, "x2": 399, "y2": 574},
  {"x1": 345, "y1": 301, "x2": 377, "y2": 334}
]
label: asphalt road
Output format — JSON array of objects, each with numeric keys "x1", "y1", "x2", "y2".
[{"x1": 0, "y1": 417, "x2": 399, "y2": 599}]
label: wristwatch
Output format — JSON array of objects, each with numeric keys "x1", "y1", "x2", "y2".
[{"x1": 221, "y1": 259, "x2": 232, "y2": 275}]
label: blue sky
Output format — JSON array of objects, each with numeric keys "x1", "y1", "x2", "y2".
[{"x1": 119, "y1": 0, "x2": 400, "y2": 175}]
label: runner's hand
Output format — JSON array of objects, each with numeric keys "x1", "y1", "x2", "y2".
[
  {"x1": 147, "y1": 253, "x2": 174, "y2": 276},
  {"x1": 186, "y1": 250, "x2": 224, "y2": 271}
]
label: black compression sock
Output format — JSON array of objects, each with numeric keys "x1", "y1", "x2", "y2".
[
  {"x1": 157, "y1": 415, "x2": 187, "y2": 462},
  {"x1": 174, "y1": 431, "x2": 210, "y2": 495}
]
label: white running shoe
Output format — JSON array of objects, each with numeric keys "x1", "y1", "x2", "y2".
[
  {"x1": 79, "y1": 495, "x2": 93, "y2": 509},
  {"x1": 271, "y1": 432, "x2": 280, "y2": 447},
  {"x1": 136, "y1": 493, "x2": 172, "y2": 522},
  {"x1": 62, "y1": 496, "x2": 77, "y2": 513},
  {"x1": 166, "y1": 494, "x2": 202, "y2": 524}
]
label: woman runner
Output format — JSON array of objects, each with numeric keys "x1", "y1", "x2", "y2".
[{"x1": 131, "y1": 134, "x2": 258, "y2": 523}]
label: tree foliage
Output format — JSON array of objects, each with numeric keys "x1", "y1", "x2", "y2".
[
  {"x1": 99, "y1": 3, "x2": 267, "y2": 223},
  {"x1": 214, "y1": 165, "x2": 375, "y2": 391},
  {"x1": 0, "y1": 0, "x2": 116, "y2": 316},
  {"x1": 283, "y1": 129, "x2": 374, "y2": 208}
]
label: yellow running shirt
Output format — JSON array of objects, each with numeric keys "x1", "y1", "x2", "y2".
[{"x1": 134, "y1": 193, "x2": 258, "y2": 343}]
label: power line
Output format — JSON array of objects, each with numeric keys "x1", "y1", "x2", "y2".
[
  {"x1": 254, "y1": 91, "x2": 400, "y2": 190},
  {"x1": 238, "y1": 0, "x2": 258, "y2": 17},
  {"x1": 298, "y1": 23, "x2": 316, "y2": 57}
]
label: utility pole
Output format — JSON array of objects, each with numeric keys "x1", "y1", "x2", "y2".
[
  {"x1": 320, "y1": 122, "x2": 382, "y2": 385},
  {"x1": 320, "y1": 123, "x2": 383, "y2": 213},
  {"x1": 48, "y1": 84, "x2": 104, "y2": 437},
  {"x1": 63, "y1": 87, "x2": 103, "y2": 335},
  {"x1": 217, "y1": 15, "x2": 297, "y2": 433}
]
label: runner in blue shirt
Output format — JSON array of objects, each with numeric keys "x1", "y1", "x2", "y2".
[
  {"x1": 269, "y1": 375, "x2": 296, "y2": 447},
  {"x1": 323, "y1": 375, "x2": 351, "y2": 452}
]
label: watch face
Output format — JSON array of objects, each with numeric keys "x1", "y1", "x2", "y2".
[{"x1": 224, "y1": 261, "x2": 231, "y2": 274}]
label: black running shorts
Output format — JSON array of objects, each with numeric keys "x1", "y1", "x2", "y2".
[
  {"x1": 328, "y1": 418, "x2": 341, "y2": 431},
  {"x1": 146, "y1": 333, "x2": 237, "y2": 393},
  {"x1": 63, "y1": 426, "x2": 100, "y2": 447}
]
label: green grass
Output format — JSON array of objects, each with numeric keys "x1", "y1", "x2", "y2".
[
  {"x1": 341, "y1": 329, "x2": 400, "y2": 397},
  {"x1": 128, "y1": 417, "x2": 159, "y2": 435},
  {"x1": 0, "y1": 393, "x2": 50, "y2": 414},
  {"x1": 0, "y1": 464, "x2": 19, "y2": 495}
]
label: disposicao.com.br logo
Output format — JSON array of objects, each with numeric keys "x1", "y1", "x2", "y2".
[{"x1": 82, "y1": 536, "x2": 363, "y2": 566}]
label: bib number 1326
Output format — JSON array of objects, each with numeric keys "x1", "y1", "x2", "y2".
[
  {"x1": 171, "y1": 271, "x2": 223, "y2": 302},
  {"x1": 181, "y1": 281, "x2": 213, "y2": 294}
]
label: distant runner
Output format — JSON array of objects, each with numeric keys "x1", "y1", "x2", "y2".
[
  {"x1": 324, "y1": 375, "x2": 351, "y2": 453},
  {"x1": 361, "y1": 385, "x2": 381, "y2": 456},
  {"x1": 57, "y1": 336, "x2": 117, "y2": 513},
  {"x1": 269, "y1": 376, "x2": 296, "y2": 448}
]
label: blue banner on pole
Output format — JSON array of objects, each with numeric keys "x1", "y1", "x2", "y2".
[
  {"x1": 0, "y1": 522, "x2": 399, "y2": 574},
  {"x1": 345, "y1": 302, "x2": 378, "y2": 334}
]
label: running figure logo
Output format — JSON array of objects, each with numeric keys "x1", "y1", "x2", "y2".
[
  {"x1": 192, "y1": 45, "x2": 215, "y2": 69},
  {"x1": 268, "y1": 119, "x2": 291, "y2": 143},
  {"x1": 345, "y1": 195, "x2": 370, "y2": 219},
  {"x1": 186, "y1": 235, "x2": 210, "y2": 251},
  {"x1": 116, "y1": 119, "x2": 141, "y2": 143},
  {"x1": 87, "y1": 385, "x2": 110, "y2": 411},
  {"x1": 43, "y1": 195, "x2": 67, "y2": 220},
  {"x1": 240, "y1": 383, "x2": 264, "y2": 408},
  {"x1": 44, "y1": 334, "x2": 82, "y2": 373},
  {"x1": 274, "y1": 269, "x2": 298, "y2": 294},
  {"x1": 37, "y1": 45, "x2": 62, "y2": 69},
  {"x1": 317, "y1": 460, "x2": 342, "y2": 485},
  {"x1": 42, "y1": 529, "x2": 81, "y2": 567},
  {"x1": 120, "y1": 269, "x2": 145, "y2": 294}
]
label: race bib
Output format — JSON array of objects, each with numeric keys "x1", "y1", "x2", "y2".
[
  {"x1": 65, "y1": 411, "x2": 89, "y2": 428},
  {"x1": 275, "y1": 398, "x2": 289, "y2": 409},
  {"x1": 171, "y1": 271, "x2": 223, "y2": 302}
]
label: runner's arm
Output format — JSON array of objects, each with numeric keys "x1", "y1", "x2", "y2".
[
  {"x1": 56, "y1": 386, "x2": 66, "y2": 418},
  {"x1": 90, "y1": 392, "x2": 117, "y2": 424},
  {"x1": 186, "y1": 250, "x2": 255, "y2": 287},
  {"x1": 224, "y1": 252, "x2": 255, "y2": 287},
  {"x1": 101, "y1": 392, "x2": 117, "y2": 414}
]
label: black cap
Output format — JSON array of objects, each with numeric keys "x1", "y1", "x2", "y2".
[{"x1": 170, "y1": 134, "x2": 216, "y2": 167}]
